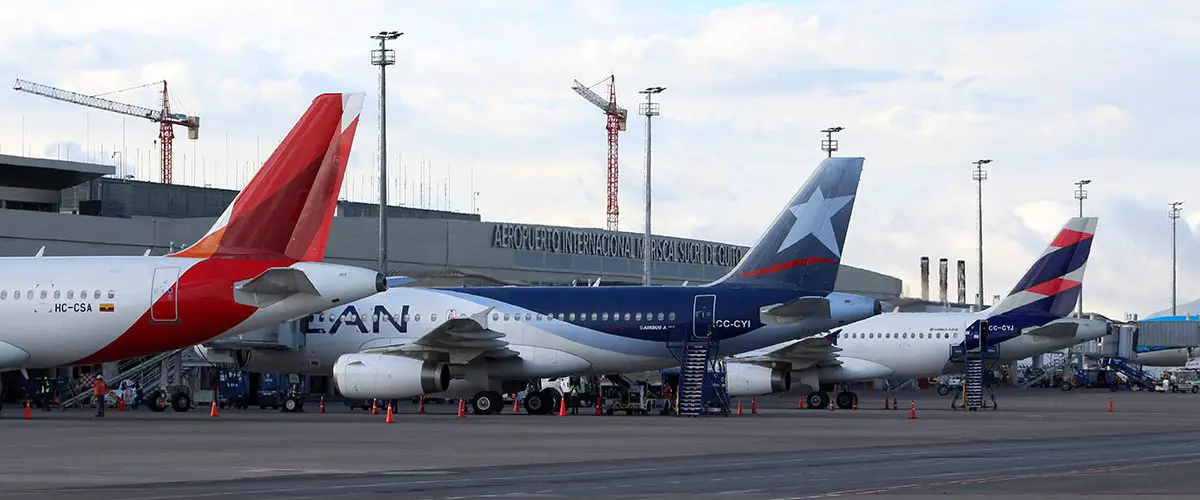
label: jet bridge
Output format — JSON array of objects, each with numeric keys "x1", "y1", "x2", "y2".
[{"x1": 1135, "y1": 320, "x2": 1200, "y2": 349}]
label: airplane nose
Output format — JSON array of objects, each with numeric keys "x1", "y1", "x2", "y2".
[
  {"x1": 375, "y1": 272, "x2": 387, "y2": 293},
  {"x1": 0, "y1": 340, "x2": 31, "y2": 371}
]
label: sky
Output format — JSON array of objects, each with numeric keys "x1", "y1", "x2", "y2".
[{"x1": 0, "y1": 0, "x2": 1198, "y2": 319}]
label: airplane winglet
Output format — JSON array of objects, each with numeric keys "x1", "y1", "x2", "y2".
[
  {"x1": 34, "y1": 246, "x2": 44, "y2": 257},
  {"x1": 143, "y1": 249, "x2": 152, "y2": 256}
]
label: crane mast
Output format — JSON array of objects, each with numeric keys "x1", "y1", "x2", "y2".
[
  {"x1": 572, "y1": 75, "x2": 627, "y2": 231},
  {"x1": 13, "y1": 78, "x2": 200, "y2": 184}
]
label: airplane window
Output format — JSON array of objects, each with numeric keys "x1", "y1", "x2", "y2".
[
  {"x1": 67, "y1": 290, "x2": 74, "y2": 299},
  {"x1": 591, "y1": 313, "x2": 598, "y2": 321},
  {"x1": 515, "y1": 313, "x2": 521, "y2": 322},
  {"x1": 645, "y1": 312, "x2": 652, "y2": 321},
  {"x1": 537, "y1": 314, "x2": 544, "y2": 321},
  {"x1": 373, "y1": 314, "x2": 380, "y2": 322},
  {"x1": 403, "y1": 314, "x2": 411, "y2": 321},
  {"x1": 503, "y1": 313, "x2": 510, "y2": 321},
  {"x1": 107, "y1": 290, "x2": 115, "y2": 299},
  {"x1": 493, "y1": 313, "x2": 500, "y2": 321},
  {"x1": 657, "y1": 313, "x2": 664, "y2": 321},
  {"x1": 525, "y1": 312, "x2": 532, "y2": 321},
  {"x1": 431, "y1": 313, "x2": 438, "y2": 322},
  {"x1": 13, "y1": 291, "x2": 20, "y2": 299},
  {"x1": 0, "y1": 290, "x2": 6, "y2": 299},
  {"x1": 94, "y1": 290, "x2": 101, "y2": 300},
  {"x1": 415, "y1": 313, "x2": 422, "y2": 321},
  {"x1": 954, "y1": 333, "x2": 959, "y2": 339},
  {"x1": 602, "y1": 313, "x2": 610, "y2": 321},
  {"x1": 27, "y1": 290, "x2": 33, "y2": 299},
  {"x1": 53, "y1": 290, "x2": 60, "y2": 299},
  {"x1": 623, "y1": 313, "x2": 631, "y2": 321},
  {"x1": 636, "y1": 313, "x2": 643, "y2": 321},
  {"x1": 669, "y1": 312, "x2": 676, "y2": 321},
  {"x1": 40, "y1": 290, "x2": 47, "y2": 299},
  {"x1": 569, "y1": 313, "x2": 576, "y2": 321},
  {"x1": 318, "y1": 313, "x2": 325, "y2": 321},
  {"x1": 79, "y1": 290, "x2": 85, "y2": 299}
]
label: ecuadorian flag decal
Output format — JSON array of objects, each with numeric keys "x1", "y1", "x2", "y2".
[{"x1": 99, "y1": 303, "x2": 115, "y2": 313}]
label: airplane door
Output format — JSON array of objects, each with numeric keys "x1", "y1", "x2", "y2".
[
  {"x1": 692, "y1": 294, "x2": 717, "y2": 340},
  {"x1": 150, "y1": 267, "x2": 180, "y2": 323}
]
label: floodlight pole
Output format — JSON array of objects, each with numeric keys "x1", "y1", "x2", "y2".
[
  {"x1": 820, "y1": 127, "x2": 843, "y2": 158},
  {"x1": 1073, "y1": 179, "x2": 1091, "y2": 316},
  {"x1": 638, "y1": 86, "x2": 664, "y2": 286},
  {"x1": 371, "y1": 30, "x2": 403, "y2": 275},
  {"x1": 1171, "y1": 201, "x2": 1184, "y2": 315},
  {"x1": 972, "y1": 159, "x2": 992, "y2": 308}
]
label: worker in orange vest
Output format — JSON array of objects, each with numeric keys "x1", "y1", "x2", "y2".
[{"x1": 93, "y1": 375, "x2": 109, "y2": 418}]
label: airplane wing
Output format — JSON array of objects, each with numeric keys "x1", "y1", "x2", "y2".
[
  {"x1": 735, "y1": 333, "x2": 843, "y2": 370},
  {"x1": 359, "y1": 307, "x2": 514, "y2": 364}
]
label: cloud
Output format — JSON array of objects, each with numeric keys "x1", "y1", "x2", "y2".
[{"x1": 0, "y1": 0, "x2": 1198, "y2": 318}]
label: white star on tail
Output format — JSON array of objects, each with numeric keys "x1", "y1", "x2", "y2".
[{"x1": 776, "y1": 187, "x2": 855, "y2": 256}]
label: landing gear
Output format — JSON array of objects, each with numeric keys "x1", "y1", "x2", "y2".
[
  {"x1": 522, "y1": 388, "x2": 558, "y2": 415},
  {"x1": 805, "y1": 391, "x2": 830, "y2": 409},
  {"x1": 470, "y1": 390, "x2": 504, "y2": 415},
  {"x1": 835, "y1": 391, "x2": 858, "y2": 409},
  {"x1": 145, "y1": 389, "x2": 193, "y2": 412}
]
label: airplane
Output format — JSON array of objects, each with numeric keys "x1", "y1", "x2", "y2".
[
  {"x1": 197, "y1": 156, "x2": 883, "y2": 414},
  {"x1": 0, "y1": 92, "x2": 387, "y2": 412},
  {"x1": 724, "y1": 216, "x2": 1104, "y2": 409}
]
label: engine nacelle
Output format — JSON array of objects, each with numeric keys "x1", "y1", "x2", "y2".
[
  {"x1": 332, "y1": 353, "x2": 451, "y2": 399},
  {"x1": 725, "y1": 362, "x2": 790, "y2": 397}
]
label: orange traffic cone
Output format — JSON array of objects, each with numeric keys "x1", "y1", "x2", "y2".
[
  {"x1": 557, "y1": 395, "x2": 567, "y2": 416},
  {"x1": 884, "y1": 397, "x2": 890, "y2": 410},
  {"x1": 418, "y1": 396, "x2": 427, "y2": 414},
  {"x1": 118, "y1": 397, "x2": 126, "y2": 411},
  {"x1": 751, "y1": 397, "x2": 758, "y2": 415},
  {"x1": 385, "y1": 403, "x2": 395, "y2": 424},
  {"x1": 511, "y1": 394, "x2": 519, "y2": 413},
  {"x1": 210, "y1": 400, "x2": 219, "y2": 418},
  {"x1": 24, "y1": 401, "x2": 32, "y2": 420},
  {"x1": 371, "y1": 399, "x2": 379, "y2": 415},
  {"x1": 1107, "y1": 398, "x2": 1114, "y2": 413},
  {"x1": 797, "y1": 395, "x2": 805, "y2": 409},
  {"x1": 456, "y1": 399, "x2": 467, "y2": 418},
  {"x1": 908, "y1": 400, "x2": 917, "y2": 420},
  {"x1": 736, "y1": 400, "x2": 743, "y2": 415},
  {"x1": 319, "y1": 396, "x2": 326, "y2": 413}
]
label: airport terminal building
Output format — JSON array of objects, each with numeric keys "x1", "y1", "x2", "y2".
[{"x1": 0, "y1": 153, "x2": 903, "y2": 297}]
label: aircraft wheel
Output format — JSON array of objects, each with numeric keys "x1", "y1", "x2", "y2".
[
  {"x1": 171, "y1": 392, "x2": 191, "y2": 412},
  {"x1": 936, "y1": 384, "x2": 951, "y2": 396},
  {"x1": 471, "y1": 391, "x2": 503, "y2": 415},
  {"x1": 147, "y1": 390, "x2": 167, "y2": 412},
  {"x1": 283, "y1": 397, "x2": 303, "y2": 413},
  {"x1": 835, "y1": 392, "x2": 856, "y2": 409},
  {"x1": 806, "y1": 391, "x2": 829, "y2": 410},
  {"x1": 522, "y1": 390, "x2": 549, "y2": 415}
]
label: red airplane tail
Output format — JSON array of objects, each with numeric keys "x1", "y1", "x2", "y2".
[{"x1": 170, "y1": 93, "x2": 365, "y2": 262}]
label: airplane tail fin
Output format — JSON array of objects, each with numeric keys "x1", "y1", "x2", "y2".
[
  {"x1": 709, "y1": 157, "x2": 864, "y2": 291},
  {"x1": 985, "y1": 217, "x2": 1098, "y2": 319},
  {"x1": 169, "y1": 93, "x2": 365, "y2": 262}
]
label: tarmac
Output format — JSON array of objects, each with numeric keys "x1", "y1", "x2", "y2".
[{"x1": 1, "y1": 388, "x2": 1198, "y2": 499}]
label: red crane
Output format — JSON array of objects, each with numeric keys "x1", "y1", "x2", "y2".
[
  {"x1": 13, "y1": 78, "x2": 200, "y2": 184},
  {"x1": 572, "y1": 75, "x2": 627, "y2": 231}
]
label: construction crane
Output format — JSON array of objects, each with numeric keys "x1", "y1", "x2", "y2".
[
  {"x1": 13, "y1": 78, "x2": 200, "y2": 184},
  {"x1": 572, "y1": 75, "x2": 627, "y2": 231}
]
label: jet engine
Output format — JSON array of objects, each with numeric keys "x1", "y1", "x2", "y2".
[
  {"x1": 332, "y1": 353, "x2": 451, "y2": 399},
  {"x1": 725, "y1": 362, "x2": 790, "y2": 397}
]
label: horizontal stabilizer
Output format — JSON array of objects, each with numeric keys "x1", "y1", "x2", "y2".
[
  {"x1": 760, "y1": 296, "x2": 831, "y2": 325},
  {"x1": 233, "y1": 267, "x2": 319, "y2": 307},
  {"x1": 1023, "y1": 321, "x2": 1079, "y2": 337}
]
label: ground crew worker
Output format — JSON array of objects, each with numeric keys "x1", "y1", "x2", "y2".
[
  {"x1": 662, "y1": 383, "x2": 674, "y2": 415},
  {"x1": 568, "y1": 383, "x2": 580, "y2": 414},
  {"x1": 93, "y1": 375, "x2": 109, "y2": 417},
  {"x1": 40, "y1": 376, "x2": 53, "y2": 411}
]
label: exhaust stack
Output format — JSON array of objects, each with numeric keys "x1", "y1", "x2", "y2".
[
  {"x1": 938, "y1": 258, "x2": 948, "y2": 304},
  {"x1": 919, "y1": 256, "x2": 930, "y2": 300}
]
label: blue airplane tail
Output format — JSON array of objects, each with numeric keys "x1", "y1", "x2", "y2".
[
  {"x1": 710, "y1": 157, "x2": 864, "y2": 291},
  {"x1": 985, "y1": 216, "x2": 1098, "y2": 320}
]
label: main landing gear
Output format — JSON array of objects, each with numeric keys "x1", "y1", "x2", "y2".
[
  {"x1": 804, "y1": 389, "x2": 858, "y2": 410},
  {"x1": 470, "y1": 390, "x2": 506, "y2": 415},
  {"x1": 145, "y1": 387, "x2": 193, "y2": 413}
]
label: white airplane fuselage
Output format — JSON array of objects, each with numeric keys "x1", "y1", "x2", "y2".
[
  {"x1": 729, "y1": 311, "x2": 1107, "y2": 395},
  {"x1": 0, "y1": 256, "x2": 383, "y2": 370}
]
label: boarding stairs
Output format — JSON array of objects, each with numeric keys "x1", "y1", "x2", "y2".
[
  {"x1": 1018, "y1": 367, "x2": 1050, "y2": 388},
  {"x1": 668, "y1": 335, "x2": 731, "y2": 417},
  {"x1": 58, "y1": 348, "x2": 193, "y2": 408},
  {"x1": 948, "y1": 340, "x2": 999, "y2": 411},
  {"x1": 1099, "y1": 356, "x2": 1158, "y2": 391}
]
